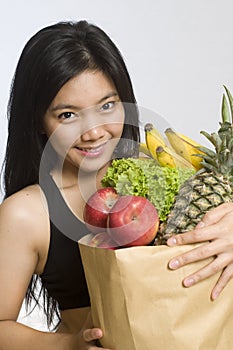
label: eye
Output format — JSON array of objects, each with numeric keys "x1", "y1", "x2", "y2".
[
  {"x1": 100, "y1": 101, "x2": 115, "y2": 112},
  {"x1": 58, "y1": 111, "x2": 76, "y2": 120}
]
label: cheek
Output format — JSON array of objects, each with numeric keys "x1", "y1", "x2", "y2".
[
  {"x1": 110, "y1": 107, "x2": 125, "y2": 139},
  {"x1": 113, "y1": 123, "x2": 124, "y2": 139},
  {"x1": 45, "y1": 125, "x2": 81, "y2": 157}
]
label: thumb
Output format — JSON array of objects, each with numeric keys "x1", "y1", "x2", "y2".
[{"x1": 81, "y1": 312, "x2": 103, "y2": 342}]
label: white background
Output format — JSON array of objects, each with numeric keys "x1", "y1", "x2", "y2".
[{"x1": 1, "y1": 0, "x2": 233, "y2": 330}]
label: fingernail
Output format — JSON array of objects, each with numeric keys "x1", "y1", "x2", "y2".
[
  {"x1": 95, "y1": 329, "x2": 102, "y2": 338},
  {"x1": 183, "y1": 277, "x2": 194, "y2": 287},
  {"x1": 169, "y1": 259, "x2": 180, "y2": 269},
  {"x1": 211, "y1": 290, "x2": 219, "y2": 301},
  {"x1": 167, "y1": 237, "x2": 177, "y2": 246}
]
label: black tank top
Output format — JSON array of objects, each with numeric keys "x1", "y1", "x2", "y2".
[{"x1": 40, "y1": 173, "x2": 90, "y2": 310}]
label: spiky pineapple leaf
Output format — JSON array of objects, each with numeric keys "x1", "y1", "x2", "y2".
[
  {"x1": 211, "y1": 132, "x2": 222, "y2": 149},
  {"x1": 196, "y1": 145, "x2": 216, "y2": 158},
  {"x1": 223, "y1": 85, "x2": 233, "y2": 121},
  {"x1": 194, "y1": 153, "x2": 217, "y2": 166},
  {"x1": 222, "y1": 94, "x2": 231, "y2": 123},
  {"x1": 228, "y1": 137, "x2": 233, "y2": 151},
  {"x1": 200, "y1": 130, "x2": 219, "y2": 149},
  {"x1": 199, "y1": 161, "x2": 216, "y2": 172}
]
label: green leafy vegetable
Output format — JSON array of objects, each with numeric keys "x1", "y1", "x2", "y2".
[{"x1": 102, "y1": 158, "x2": 195, "y2": 221}]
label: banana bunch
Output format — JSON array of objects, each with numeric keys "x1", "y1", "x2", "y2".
[
  {"x1": 165, "y1": 128, "x2": 204, "y2": 170},
  {"x1": 140, "y1": 123, "x2": 204, "y2": 170}
]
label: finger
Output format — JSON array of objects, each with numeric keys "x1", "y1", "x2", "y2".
[
  {"x1": 168, "y1": 240, "x2": 225, "y2": 270},
  {"x1": 182, "y1": 255, "x2": 229, "y2": 288},
  {"x1": 199, "y1": 202, "x2": 233, "y2": 226},
  {"x1": 211, "y1": 263, "x2": 233, "y2": 300},
  {"x1": 167, "y1": 224, "x2": 218, "y2": 247},
  {"x1": 82, "y1": 328, "x2": 103, "y2": 342},
  {"x1": 167, "y1": 203, "x2": 233, "y2": 247}
]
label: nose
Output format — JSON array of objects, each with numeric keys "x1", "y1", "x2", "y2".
[{"x1": 81, "y1": 125, "x2": 106, "y2": 142}]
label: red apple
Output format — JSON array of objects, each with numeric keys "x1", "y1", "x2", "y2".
[
  {"x1": 108, "y1": 195, "x2": 159, "y2": 247},
  {"x1": 88, "y1": 232, "x2": 117, "y2": 249},
  {"x1": 83, "y1": 187, "x2": 119, "y2": 233}
]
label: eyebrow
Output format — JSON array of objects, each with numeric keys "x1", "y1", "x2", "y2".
[{"x1": 50, "y1": 91, "x2": 119, "y2": 112}]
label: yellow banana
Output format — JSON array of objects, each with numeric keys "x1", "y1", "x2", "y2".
[
  {"x1": 156, "y1": 145, "x2": 195, "y2": 168},
  {"x1": 156, "y1": 146, "x2": 176, "y2": 167},
  {"x1": 179, "y1": 134, "x2": 204, "y2": 170},
  {"x1": 144, "y1": 123, "x2": 167, "y2": 160},
  {"x1": 165, "y1": 128, "x2": 204, "y2": 170},
  {"x1": 139, "y1": 142, "x2": 152, "y2": 157},
  {"x1": 165, "y1": 128, "x2": 192, "y2": 162},
  {"x1": 179, "y1": 132, "x2": 202, "y2": 147}
]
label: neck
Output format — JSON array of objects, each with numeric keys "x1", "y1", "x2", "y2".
[
  {"x1": 50, "y1": 160, "x2": 111, "y2": 195},
  {"x1": 49, "y1": 161, "x2": 112, "y2": 221}
]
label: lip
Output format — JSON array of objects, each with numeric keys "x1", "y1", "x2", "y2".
[{"x1": 75, "y1": 142, "x2": 108, "y2": 158}]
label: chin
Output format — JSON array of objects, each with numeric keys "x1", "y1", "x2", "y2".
[
  {"x1": 78, "y1": 158, "x2": 111, "y2": 176},
  {"x1": 80, "y1": 152, "x2": 114, "y2": 172}
]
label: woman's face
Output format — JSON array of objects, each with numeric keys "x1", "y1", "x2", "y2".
[{"x1": 43, "y1": 70, "x2": 124, "y2": 174}]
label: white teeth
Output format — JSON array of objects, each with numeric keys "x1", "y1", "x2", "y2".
[{"x1": 78, "y1": 145, "x2": 103, "y2": 152}]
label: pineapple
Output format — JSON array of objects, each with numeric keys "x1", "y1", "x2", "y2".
[{"x1": 155, "y1": 86, "x2": 233, "y2": 245}]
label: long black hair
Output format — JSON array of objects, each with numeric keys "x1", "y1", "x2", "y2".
[
  {"x1": 3, "y1": 20, "x2": 140, "y2": 328},
  {"x1": 4, "y1": 20, "x2": 139, "y2": 198}
]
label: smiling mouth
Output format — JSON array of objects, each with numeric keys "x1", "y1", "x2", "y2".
[{"x1": 75, "y1": 142, "x2": 108, "y2": 156}]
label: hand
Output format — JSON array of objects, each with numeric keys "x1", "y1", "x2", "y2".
[
  {"x1": 80, "y1": 327, "x2": 110, "y2": 349},
  {"x1": 167, "y1": 202, "x2": 233, "y2": 300},
  {"x1": 76, "y1": 312, "x2": 112, "y2": 350}
]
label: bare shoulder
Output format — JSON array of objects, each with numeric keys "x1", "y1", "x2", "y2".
[
  {"x1": 1, "y1": 184, "x2": 47, "y2": 215},
  {"x1": 0, "y1": 185, "x2": 48, "y2": 232},
  {"x1": 0, "y1": 185, "x2": 50, "y2": 273}
]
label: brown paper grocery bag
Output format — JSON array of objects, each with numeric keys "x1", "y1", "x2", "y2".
[{"x1": 79, "y1": 235, "x2": 233, "y2": 350}]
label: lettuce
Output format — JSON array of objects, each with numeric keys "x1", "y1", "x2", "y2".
[{"x1": 102, "y1": 158, "x2": 195, "y2": 221}]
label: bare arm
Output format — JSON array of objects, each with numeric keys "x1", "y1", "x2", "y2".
[
  {"x1": 0, "y1": 320, "x2": 109, "y2": 350},
  {"x1": 0, "y1": 187, "x2": 110, "y2": 350},
  {"x1": 0, "y1": 320, "x2": 78, "y2": 350}
]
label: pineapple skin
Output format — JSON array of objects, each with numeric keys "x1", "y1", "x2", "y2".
[{"x1": 154, "y1": 170, "x2": 233, "y2": 245}]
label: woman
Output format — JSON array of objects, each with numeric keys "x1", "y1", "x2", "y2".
[
  {"x1": 0, "y1": 20, "x2": 139, "y2": 349},
  {"x1": 1, "y1": 19, "x2": 233, "y2": 349}
]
